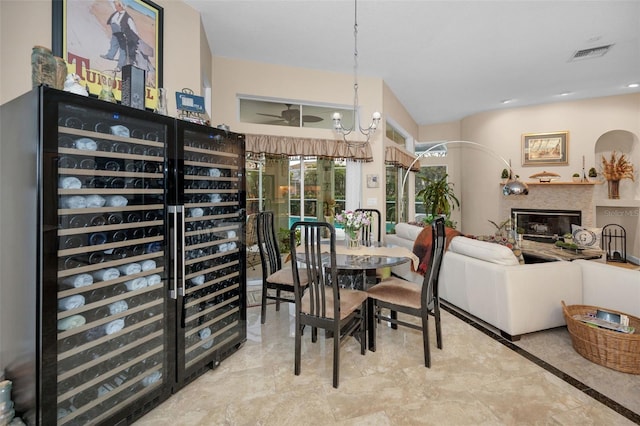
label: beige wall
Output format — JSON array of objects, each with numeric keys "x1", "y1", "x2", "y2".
[
  {"x1": 382, "y1": 82, "x2": 418, "y2": 141},
  {"x1": 211, "y1": 56, "x2": 388, "y2": 214},
  {"x1": 0, "y1": 0, "x2": 204, "y2": 114},
  {"x1": 454, "y1": 94, "x2": 640, "y2": 259}
]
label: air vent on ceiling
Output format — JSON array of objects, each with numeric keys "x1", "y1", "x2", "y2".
[{"x1": 570, "y1": 44, "x2": 614, "y2": 61}]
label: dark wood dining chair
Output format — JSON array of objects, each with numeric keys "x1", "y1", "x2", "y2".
[
  {"x1": 355, "y1": 208, "x2": 382, "y2": 245},
  {"x1": 290, "y1": 221, "x2": 367, "y2": 388},
  {"x1": 256, "y1": 211, "x2": 306, "y2": 324},
  {"x1": 366, "y1": 217, "x2": 446, "y2": 367}
]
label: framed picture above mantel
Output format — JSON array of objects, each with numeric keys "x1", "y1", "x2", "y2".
[
  {"x1": 522, "y1": 131, "x2": 569, "y2": 166},
  {"x1": 52, "y1": 0, "x2": 163, "y2": 110}
]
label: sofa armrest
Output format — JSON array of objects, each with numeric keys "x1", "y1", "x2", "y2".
[
  {"x1": 440, "y1": 251, "x2": 582, "y2": 337},
  {"x1": 575, "y1": 260, "x2": 640, "y2": 317}
]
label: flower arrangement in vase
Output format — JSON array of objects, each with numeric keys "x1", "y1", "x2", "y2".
[
  {"x1": 601, "y1": 151, "x2": 635, "y2": 199},
  {"x1": 334, "y1": 210, "x2": 371, "y2": 249}
]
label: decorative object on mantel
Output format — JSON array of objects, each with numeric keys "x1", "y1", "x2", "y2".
[
  {"x1": 588, "y1": 167, "x2": 598, "y2": 181},
  {"x1": 529, "y1": 170, "x2": 561, "y2": 183},
  {"x1": 601, "y1": 151, "x2": 635, "y2": 199},
  {"x1": 572, "y1": 173, "x2": 581, "y2": 182},
  {"x1": 501, "y1": 168, "x2": 509, "y2": 183}
]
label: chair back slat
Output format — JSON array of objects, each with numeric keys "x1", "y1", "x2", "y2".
[
  {"x1": 291, "y1": 221, "x2": 338, "y2": 319},
  {"x1": 355, "y1": 208, "x2": 382, "y2": 245},
  {"x1": 422, "y1": 217, "x2": 446, "y2": 308},
  {"x1": 257, "y1": 211, "x2": 282, "y2": 277}
]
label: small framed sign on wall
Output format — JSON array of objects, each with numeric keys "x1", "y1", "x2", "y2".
[{"x1": 522, "y1": 131, "x2": 569, "y2": 166}]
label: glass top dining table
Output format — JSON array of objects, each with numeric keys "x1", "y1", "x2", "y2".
[
  {"x1": 296, "y1": 242, "x2": 419, "y2": 290},
  {"x1": 322, "y1": 242, "x2": 419, "y2": 269}
]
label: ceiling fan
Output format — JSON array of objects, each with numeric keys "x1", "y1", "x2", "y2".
[{"x1": 256, "y1": 104, "x2": 323, "y2": 126}]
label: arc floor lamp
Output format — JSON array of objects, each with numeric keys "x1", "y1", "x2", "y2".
[{"x1": 399, "y1": 140, "x2": 529, "y2": 221}]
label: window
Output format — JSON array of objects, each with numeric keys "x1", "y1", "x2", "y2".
[
  {"x1": 385, "y1": 122, "x2": 406, "y2": 145},
  {"x1": 239, "y1": 97, "x2": 352, "y2": 130},
  {"x1": 415, "y1": 165, "x2": 448, "y2": 214},
  {"x1": 386, "y1": 165, "x2": 398, "y2": 226},
  {"x1": 415, "y1": 141, "x2": 447, "y2": 157}
]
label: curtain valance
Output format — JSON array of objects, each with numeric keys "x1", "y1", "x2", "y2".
[
  {"x1": 246, "y1": 134, "x2": 373, "y2": 162},
  {"x1": 385, "y1": 145, "x2": 420, "y2": 172}
]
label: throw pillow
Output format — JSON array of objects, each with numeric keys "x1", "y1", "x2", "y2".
[
  {"x1": 412, "y1": 226, "x2": 463, "y2": 274},
  {"x1": 571, "y1": 224, "x2": 602, "y2": 249}
]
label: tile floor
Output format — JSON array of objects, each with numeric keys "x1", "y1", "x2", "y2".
[{"x1": 134, "y1": 302, "x2": 638, "y2": 425}]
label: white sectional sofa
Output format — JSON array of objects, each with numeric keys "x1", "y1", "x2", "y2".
[{"x1": 385, "y1": 223, "x2": 640, "y2": 340}]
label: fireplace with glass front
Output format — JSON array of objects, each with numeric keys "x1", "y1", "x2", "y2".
[{"x1": 512, "y1": 208, "x2": 582, "y2": 243}]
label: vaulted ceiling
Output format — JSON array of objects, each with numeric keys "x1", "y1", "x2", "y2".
[{"x1": 184, "y1": 0, "x2": 640, "y2": 126}]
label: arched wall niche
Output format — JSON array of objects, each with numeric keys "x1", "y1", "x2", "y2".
[{"x1": 594, "y1": 129, "x2": 639, "y2": 201}]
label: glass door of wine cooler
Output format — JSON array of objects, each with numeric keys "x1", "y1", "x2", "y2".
[
  {"x1": 174, "y1": 124, "x2": 246, "y2": 386},
  {"x1": 49, "y1": 94, "x2": 173, "y2": 425}
]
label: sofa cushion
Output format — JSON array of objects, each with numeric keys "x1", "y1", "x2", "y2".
[
  {"x1": 448, "y1": 236, "x2": 520, "y2": 266},
  {"x1": 394, "y1": 222, "x2": 426, "y2": 241}
]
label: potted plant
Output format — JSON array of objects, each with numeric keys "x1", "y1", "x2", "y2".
[
  {"x1": 415, "y1": 174, "x2": 460, "y2": 223},
  {"x1": 501, "y1": 168, "x2": 510, "y2": 183},
  {"x1": 572, "y1": 173, "x2": 581, "y2": 182},
  {"x1": 588, "y1": 167, "x2": 598, "y2": 180}
]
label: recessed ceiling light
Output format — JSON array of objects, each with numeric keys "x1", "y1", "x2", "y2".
[
  {"x1": 627, "y1": 83, "x2": 639, "y2": 88},
  {"x1": 559, "y1": 92, "x2": 572, "y2": 97},
  {"x1": 501, "y1": 99, "x2": 514, "y2": 104}
]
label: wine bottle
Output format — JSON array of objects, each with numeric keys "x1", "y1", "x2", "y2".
[
  {"x1": 88, "y1": 252, "x2": 105, "y2": 264},
  {"x1": 107, "y1": 213, "x2": 123, "y2": 225},
  {"x1": 125, "y1": 161, "x2": 142, "y2": 173},
  {"x1": 58, "y1": 156, "x2": 77, "y2": 169},
  {"x1": 131, "y1": 145, "x2": 147, "y2": 155},
  {"x1": 89, "y1": 214, "x2": 106, "y2": 227},
  {"x1": 143, "y1": 162, "x2": 161, "y2": 174},
  {"x1": 104, "y1": 160, "x2": 121, "y2": 172},
  {"x1": 111, "y1": 230, "x2": 128, "y2": 242},
  {"x1": 127, "y1": 228, "x2": 145, "y2": 240},
  {"x1": 107, "y1": 177, "x2": 125, "y2": 189},
  {"x1": 88, "y1": 177, "x2": 107, "y2": 189},
  {"x1": 68, "y1": 215, "x2": 89, "y2": 228},
  {"x1": 70, "y1": 387, "x2": 96, "y2": 408},
  {"x1": 144, "y1": 210, "x2": 162, "y2": 221},
  {"x1": 78, "y1": 158, "x2": 96, "y2": 170},
  {"x1": 125, "y1": 212, "x2": 142, "y2": 223},
  {"x1": 112, "y1": 143, "x2": 131, "y2": 154},
  {"x1": 145, "y1": 226, "x2": 162, "y2": 237},
  {"x1": 88, "y1": 232, "x2": 107, "y2": 246}
]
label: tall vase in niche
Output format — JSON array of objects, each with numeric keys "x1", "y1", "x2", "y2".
[{"x1": 607, "y1": 179, "x2": 620, "y2": 199}]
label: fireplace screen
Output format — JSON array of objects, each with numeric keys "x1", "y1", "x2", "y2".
[{"x1": 512, "y1": 209, "x2": 581, "y2": 243}]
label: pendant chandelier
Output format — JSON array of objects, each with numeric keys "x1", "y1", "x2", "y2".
[{"x1": 332, "y1": 0, "x2": 381, "y2": 144}]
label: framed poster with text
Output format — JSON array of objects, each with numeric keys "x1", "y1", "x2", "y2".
[{"x1": 53, "y1": 0, "x2": 163, "y2": 110}]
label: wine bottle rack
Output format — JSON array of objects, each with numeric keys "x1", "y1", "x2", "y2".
[
  {"x1": 181, "y1": 129, "x2": 243, "y2": 370},
  {"x1": 55, "y1": 102, "x2": 168, "y2": 425}
]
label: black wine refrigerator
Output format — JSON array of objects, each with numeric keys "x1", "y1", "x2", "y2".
[{"x1": 0, "y1": 86, "x2": 247, "y2": 425}]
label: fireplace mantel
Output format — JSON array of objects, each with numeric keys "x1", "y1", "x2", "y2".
[{"x1": 500, "y1": 184, "x2": 596, "y2": 228}]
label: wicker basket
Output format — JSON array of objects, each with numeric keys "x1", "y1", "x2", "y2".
[{"x1": 562, "y1": 301, "x2": 640, "y2": 374}]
